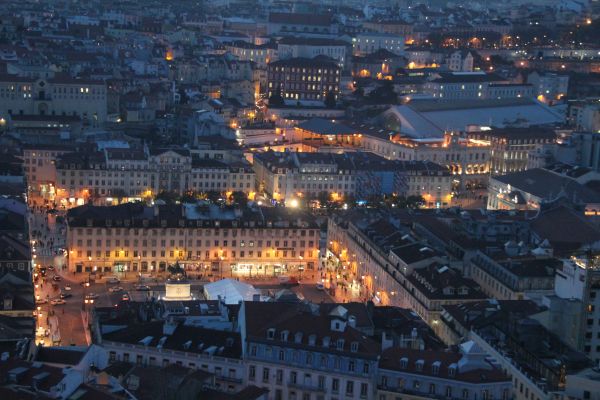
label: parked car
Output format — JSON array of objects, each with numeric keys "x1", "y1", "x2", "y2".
[
  {"x1": 50, "y1": 299, "x2": 66, "y2": 305},
  {"x1": 316, "y1": 282, "x2": 325, "y2": 290},
  {"x1": 63, "y1": 285, "x2": 71, "y2": 291},
  {"x1": 108, "y1": 286, "x2": 123, "y2": 293},
  {"x1": 106, "y1": 276, "x2": 120, "y2": 284},
  {"x1": 60, "y1": 293, "x2": 73, "y2": 299},
  {"x1": 122, "y1": 293, "x2": 130, "y2": 301},
  {"x1": 135, "y1": 285, "x2": 151, "y2": 291},
  {"x1": 85, "y1": 293, "x2": 98, "y2": 300},
  {"x1": 35, "y1": 298, "x2": 48, "y2": 305},
  {"x1": 52, "y1": 275, "x2": 61, "y2": 282}
]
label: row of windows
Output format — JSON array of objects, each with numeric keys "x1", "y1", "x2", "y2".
[
  {"x1": 380, "y1": 375, "x2": 507, "y2": 400},
  {"x1": 74, "y1": 228, "x2": 318, "y2": 237},
  {"x1": 76, "y1": 249, "x2": 313, "y2": 260},
  {"x1": 77, "y1": 238, "x2": 314, "y2": 248},
  {"x1": 249, "y1": 365, "x2": 369, "y2": 398}
]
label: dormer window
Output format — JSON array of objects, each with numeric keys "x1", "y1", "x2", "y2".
[
  {"x1": 294, "y1": 332, "x2": 303, "y2": 343},
  {"x1": 448, "y1": 363, "x2": 457, "y2": 377},
  {"x1": 336, "y1": 339, "x2": 345, "y2": 351},
  {"x1": 267, "y1": 328, "x2": 275, "y2": 339},
  {"x1": 322, "y1": 336, "x2": 331, "y2": 348},
  {"x1": 280, "y1": 330, "x2": 289, "y2": 341},
  {"x1": 400, "y1": 357, "x2": 408, "y2": 369},
  {"x1": 350, "y1": 342, "x2": 359, "y2": 353},
  {"x1": 432, "y1": 361, "x2": 441, "y2": 375},
  {"x1": 416, "y1": 359, "x2": 424, "y2": 371},
  {"x1": 308, "y1": 334, "x2": 316, "y2": 346}
]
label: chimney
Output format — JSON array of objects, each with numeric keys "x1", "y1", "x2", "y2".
[{"x1": 381, "y1": 331, "x2": 394, "y2": 351}]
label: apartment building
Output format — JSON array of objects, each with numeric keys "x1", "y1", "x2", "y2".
[
  {"x1": 468, "y1": 249, "x2": 559, "y2": 300},
  {"x1": 240, "y1": 301, "x2": 380, "y2": 400},
  {"x1": 378, "y1": 341, "x2": 512, "y2": 400},
  {"x1": 98, "y1": 300, "x2": 247, "y2": 393},
  {"x1": 352, "y1": 33, "x2": 405, "y2": 56},
  {"x1": 55, "y1": 146, "x2": 255, "y2": 205},
  {"x1": 291, "y1": 118, "x2": 488, "y2": 191},
  {"x1": 360, "y1": 128, "x2": 490, "y2": 190},
  {"x1": 267, "y1": 56, "x2": 340, "y2": 105},
  {"x1": 22, "y1": 143, "x2": 75, "y2": 202},
  {"x1": 65, "y1": 202, "x2": 320, "y2": 276},
  {"x1": 0, "y1": 74, "x2": 108, "y2": 124},
  {"x1": 267, "y1": 12, "x2": 337, "y2": 35},
  {"x1": 277, "y1": 37, "x2": 349, "y2": 69},
  {"x1": 225, "y1": 41, "x2": 278, "y2": 69},
  {"x1": 424, "y1": 72, "x2": 510, "y2": 100},
  {"x1": 327, "y1": 212, "x2": 486, "y2": 332},
  {"x1": 469, "y1": 127, "x2": 556, "y2": 175}
]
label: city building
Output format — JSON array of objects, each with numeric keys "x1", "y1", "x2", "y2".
[
  {"x1": 277, "y1": 37, "x2": 349, "y2": 69},
  {"x1": 225, "y1": 41, "x2": 278, "y2": 69},
  {"x1": 267, "y1": 56, "x2": 340, "y2": 106},
  {"x1": 240, "y1": 301, "x2": 380, "y2": 400},
  {"x1": 377, "y1": 341, "x2": 513, "y2": 400},
  {"x1": 352, "y1": 33, "x2": 405, "y2": 56},
  {"x1": 526, "y1": 71, "x2": 569, "y2": 104},
  {"x1": 487, "y1": 168, "x2": 600, "y2": 210},
  {"x1": 0, "y1": 75, "x2": 108, "y2": 124},
  {"x1": 267, "y1": 12, "x2": 337, "y2": 35},
  {"x1": 469, "y1": 127, "x2": 556, "y2": 175},
  {"x1": 54, "y1": 145, "x2": 255, "y2": 206},
  {"x1": 65, "y1": 202, "x2": 320, "y2": 276},
  {"x1": 424, "y1": 72, "x2": 509, "y2": 100},
  {"x1": 253, "y1": 150, "x2": 452, "y2": 206},
  {"x1": 381, "y1": 99, "x2": 563, "y2": 139},
  {"x1": 468, "y1": 248, "x2": 559, "y2": 300}
]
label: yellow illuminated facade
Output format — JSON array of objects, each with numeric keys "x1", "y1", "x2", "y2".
[{"x1": 66, "y1": 208, "x2": 320, "y2": 277}]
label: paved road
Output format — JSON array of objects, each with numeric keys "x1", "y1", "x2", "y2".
[
  {"x1": 253, "y1": 283, "x2": 335, "y2": 303},
  {"x1": 35, "y1": 272, "x2": 87, "y2": 346}
]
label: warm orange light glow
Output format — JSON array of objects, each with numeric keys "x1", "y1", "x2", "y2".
[{"x1": 165, "y1": 49, "x2": 174, "y2": 61}]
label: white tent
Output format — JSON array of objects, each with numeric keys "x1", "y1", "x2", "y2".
[{"x1": 203, "y1": 279, "x2": 262, "y2": 304}]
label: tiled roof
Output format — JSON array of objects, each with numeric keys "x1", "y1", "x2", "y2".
[
  {"x1": 243, "y1": 302, "x2": 380, "y2": 359},
  {"x1": 379, "y1": 346, "x2": 510, "y2": 383}
]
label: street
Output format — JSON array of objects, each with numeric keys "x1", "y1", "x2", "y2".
[{"x1": 28, "y1": 207, "x2": 350, "y2": 348}]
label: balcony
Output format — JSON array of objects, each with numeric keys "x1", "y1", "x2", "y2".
[
  {"x1": 218, "y1": 375, "x2": 243, "y2": 384},
  {"x1": 287, "y1": 381, "x2": 326, "y2": 393}
]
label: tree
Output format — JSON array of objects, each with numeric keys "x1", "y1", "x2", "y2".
[
  {"x1": 155, "y1": 191, "x2": 179, "y2": 204},
  {"x1": 406, "y1": 195, "x2": 425, "y2": 209},
  {"x1": 230, "y1": 191, "x2": 248, "y2": 207},
  {"x1": 180, "y1": 191, "x2": 198, "y2": 203},
  {"x1": 324, "y1": 90, "x2": 336, "y2": 108},
  {"x1": 317, "y1": 191, "x2": 329, "y2": 208},
  {"x1": 205, "y1": 190, "x2": 222, "y2": 203},
  {"x1": 367, "y1": 80, "x2": 397, "y2": 104},
  {"x1": 268, "y1": 85, "x2": 284, "y2": 107}
]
